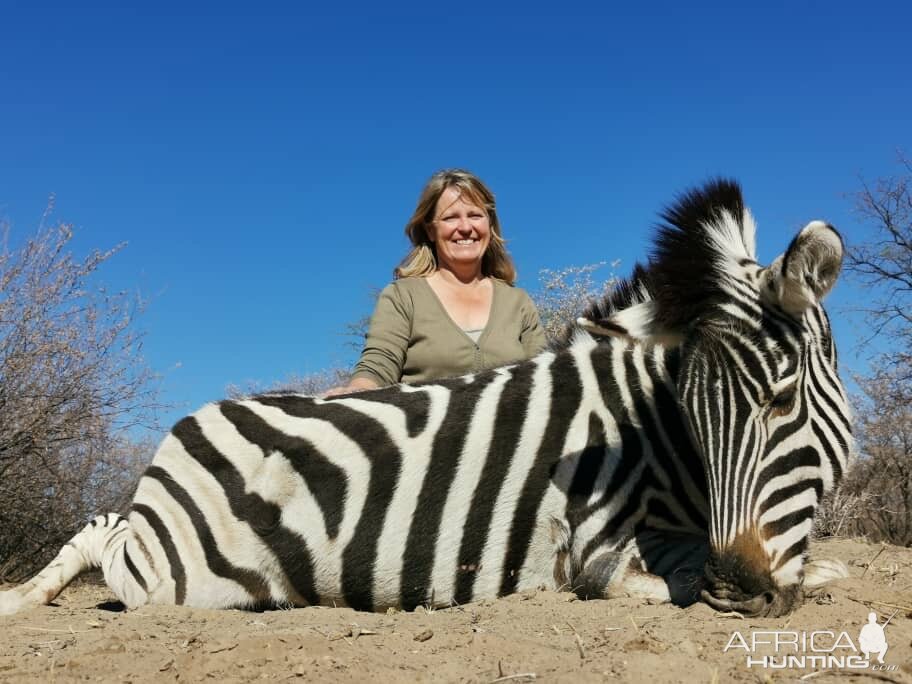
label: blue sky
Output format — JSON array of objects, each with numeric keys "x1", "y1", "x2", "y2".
[{"x1": 2, "y1": 2, "x2": 910, "y2": 433}]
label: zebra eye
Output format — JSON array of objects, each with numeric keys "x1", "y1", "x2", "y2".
[{"x1": 769, "y1": 387, "x2": 797, "y2": 417}]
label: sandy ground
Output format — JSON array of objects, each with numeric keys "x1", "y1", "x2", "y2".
[{"x1": 0, "y1": 538, "x2": 910, "y2": 683}]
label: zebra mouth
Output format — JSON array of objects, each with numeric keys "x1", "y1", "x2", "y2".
[
  {"x1": 701, "y1": 588, "x2": 769, "y2": 615},
  {"x1": 701, "y1": 586, "x2": 801, "y2": 617}
]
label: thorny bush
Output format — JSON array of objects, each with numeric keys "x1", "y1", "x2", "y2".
[{"x1": 0, "y1": 205, "x2": 158, "y2": 581}]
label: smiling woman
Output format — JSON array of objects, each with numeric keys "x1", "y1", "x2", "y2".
[{"x1": 324, "y1": 169, "x2": 546, "y2": 395}]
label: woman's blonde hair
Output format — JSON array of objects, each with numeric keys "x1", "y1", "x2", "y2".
[{"x1": 395, "y1": 169, "x2": 517, "y2": 284}]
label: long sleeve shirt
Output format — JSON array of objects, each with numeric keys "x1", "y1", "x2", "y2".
[{"x1": 351, "y1": 277, "x2": 547, "y2": 387}]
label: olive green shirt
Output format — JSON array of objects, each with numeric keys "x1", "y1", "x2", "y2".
[{"x1": 352, "y1": 277, "x2": 547, "y2": 387}]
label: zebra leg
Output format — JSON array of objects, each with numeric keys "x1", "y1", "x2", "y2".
[
  {"x1": 573, "y1": 551, "x2": 672, "y2": 602},
  {"x1": 0, "y1": 513, "x2": 148, "y2": 615},
  {"x1": 573, "y1": 550, "x2": 704, "y2": 605}
]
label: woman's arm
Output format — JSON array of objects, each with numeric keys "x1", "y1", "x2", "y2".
[
  {"x1": 519, "y1": 289, "x2": 548, "y2": 356},
  {"x1": 321, "y1": 282, "x2": 413, "y2": 396}
]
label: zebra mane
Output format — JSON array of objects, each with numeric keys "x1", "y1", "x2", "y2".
[
  {"x1": 648, "y1": 178, "x2": 757, "y2": 331},
  {"x1": 558, "y1": 179, "x2": 760, "y2": 346},
  {"x1": 579, "y1": 262, "x2": 653, "y2": 322},
  {"x1": 553, "y1": 263, "x2": 654, "y2": 347}
]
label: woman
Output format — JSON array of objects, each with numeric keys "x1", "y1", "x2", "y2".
[{"x1": 326, "y1": 169, "x2": 546, "y2": 395}]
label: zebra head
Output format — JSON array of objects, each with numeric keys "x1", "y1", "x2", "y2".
[{"x1": 580, "y1": 180, "x2": 852, "y2": 617}]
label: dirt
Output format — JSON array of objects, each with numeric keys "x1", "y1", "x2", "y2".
[{"x1": 1, "y1": 538, "x2": 910, "y2": 683}]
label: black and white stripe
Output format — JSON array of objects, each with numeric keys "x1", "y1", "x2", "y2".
[{"x1": 0, "y1": 179, "x2": 852, "y2": 618}]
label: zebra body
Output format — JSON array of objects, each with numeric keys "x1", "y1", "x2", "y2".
[
  {"x1": 0, "y1": 180, "x2": 852, "y2": 618},
  {"x1": 113, "y1": 339, "x2": 704, "y2": 612}
]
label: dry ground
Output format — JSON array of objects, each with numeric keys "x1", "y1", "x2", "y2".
[{"x1": 1, "y1": 538, "x2": 910, "y2": 683}]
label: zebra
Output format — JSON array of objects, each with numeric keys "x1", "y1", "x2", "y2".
[{"x1": 0, "y1": 179, "x2": 852, "y2": 619}]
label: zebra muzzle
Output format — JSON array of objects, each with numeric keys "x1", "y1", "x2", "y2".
[
  {"x1": 700, "y1": 585, "x2": 802, "y2": 617},
  {"x1": 701, "y1": 539, "x2": 803, "y2": 616}
]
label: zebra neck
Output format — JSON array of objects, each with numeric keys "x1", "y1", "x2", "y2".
[
  {"x1": 567, "y1": 339, "x2": 708, "y2": 530},
  {"x1": 583, "y1": 338, "x2": 684, "y2": 417}
]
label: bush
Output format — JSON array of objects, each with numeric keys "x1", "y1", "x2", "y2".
[
  {"x1": 226, "y1": 368, "x2": 352, "y2": 399},
  {"x1": 815, "y1": 363, "x2": 912, "y2": 546},
  {"x1": 532, "y1": 262, "x2": 619, "y2": 344},
  {"x1": 0, "y1": 207, "x2": 159, "y2": 581},
  {"x1": 815, "y1": 156, "x2": 912, "y2": 547}
]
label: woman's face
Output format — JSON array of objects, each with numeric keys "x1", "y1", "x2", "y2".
[{"x1": 429, "y1": 186, "x2": 491, "y2": 274}]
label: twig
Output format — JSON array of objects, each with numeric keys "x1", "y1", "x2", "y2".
[
  {"x1": 861, "y1": 546, "x2": 887, "y2": 579},
  {"x1": 714, "y1": 611, "x2": 745, "y2": 620},
  {"x1": 490, "y1": 674, "x2": 537, "y2": 683},
  {"x1": 882, "y1": 609, "x2": 899, "y2": 628},
  {"x1": 870, "y1": 600, "x2": 912, "y2": 613},
  {"x1": 206, "y1": 643, "x2": 238, "y2": 654},
  {"x1": 573, "y1": 633, "x2": 585, "y2": 660},
  {"x1": 565, "y1": 622, "x2": 585, "y2": 660},
  {"x1": 627, "y1": 615, "x2": 639, "y2": 634},
  {"x1": 846, "y1": 595, "x2": 912, "y2": 613},
  {"x1": 846, "y1": 595, "x2": 868, "y2": 608},
  {"x1": 18, "y1": 626, "x2": 88, "y2": 634}
]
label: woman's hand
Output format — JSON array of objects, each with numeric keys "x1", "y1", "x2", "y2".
[{"x1": 321, "y1": 377, "x2": 380, "y2": 398}]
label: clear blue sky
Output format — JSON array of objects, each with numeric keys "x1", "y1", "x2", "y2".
[{"x1": 2, "y1": 2, "x2": 910, "y2": 433}]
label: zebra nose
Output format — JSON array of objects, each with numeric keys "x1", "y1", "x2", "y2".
[{"x1": 702, "y1": 545, "x2": 784, "y2": 615}]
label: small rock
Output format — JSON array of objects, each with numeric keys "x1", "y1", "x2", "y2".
[{"x1": 413, "y1": 629, "x2": 434, "y2": 642}]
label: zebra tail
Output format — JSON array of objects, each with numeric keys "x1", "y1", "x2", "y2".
[{"x1": 0, "y1": 513, "x2": 149, "y2": 615}]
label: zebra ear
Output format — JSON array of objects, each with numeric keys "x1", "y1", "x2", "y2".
[
  {"x1": 577, "y1": 300, "x2": 678, "y2": 343},
  {"x1": 761, "y1": 221, "x2": 844, "y2": 317}
]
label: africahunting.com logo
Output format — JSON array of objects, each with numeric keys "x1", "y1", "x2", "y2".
[{"x1": 723, "y1": 610, "x2": 898, "y2": 671}]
